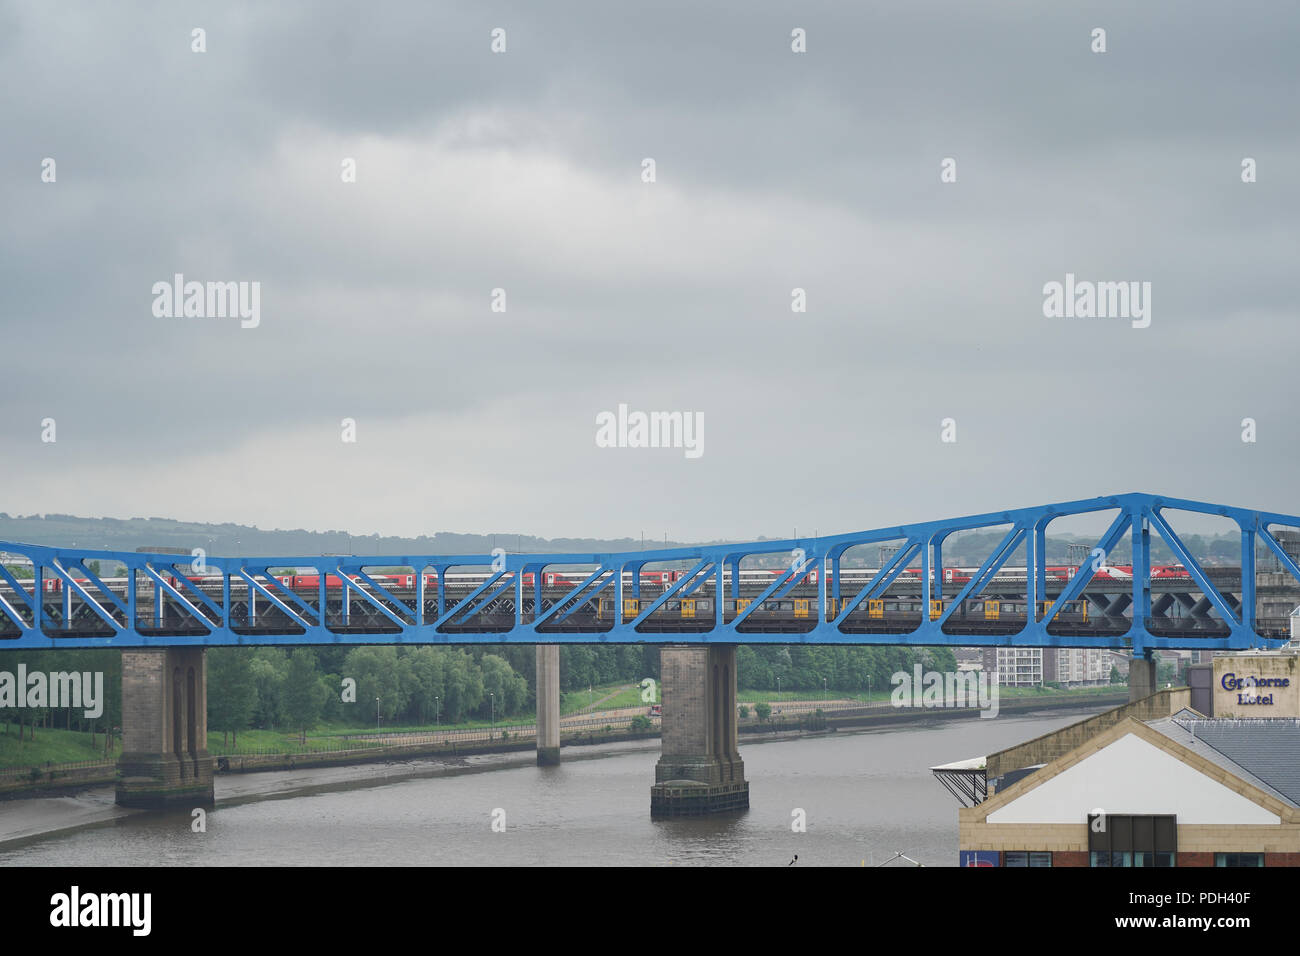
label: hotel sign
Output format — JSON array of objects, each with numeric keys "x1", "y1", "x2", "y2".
[
  {"x1": 1220, "y1": 672, "x2": 1289, "y2": 706},
  {"x1": 1212, "y1": 655, "x2": 1299, "y2": 717}
]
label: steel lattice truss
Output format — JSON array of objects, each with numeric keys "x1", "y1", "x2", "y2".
[{"x1": 1, "y1": 493, "x2": 1297, "y2": 653}]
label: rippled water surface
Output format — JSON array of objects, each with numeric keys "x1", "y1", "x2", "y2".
[{"x1": 0, "y1": 709, "x2": 1099, "y2": 866}]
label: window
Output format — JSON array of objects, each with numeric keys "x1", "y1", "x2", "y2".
[
  {"x1": 1215, "y1": 853, "x2": 1263, "y2": 867},
  {"x1": 1089, "y1": 814, "x2": 1177, "y2": 868},
  {"x1": 1003, "y1": 852, "x2": 1052, "y2": 867}
]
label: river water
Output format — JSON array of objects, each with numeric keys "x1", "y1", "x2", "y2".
[{"x1": 0, "y1": 709, "x2": 1098, "y2": 867}]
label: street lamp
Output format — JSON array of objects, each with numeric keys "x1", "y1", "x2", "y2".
[
  {"x1": 490, "y1": 692, "x2": 495, "y2": 738},
  {"x1": 823, "y1": 677, "x2": 827, "y2": 701},
  {"x1": 376, "y1": 697, "x2": 381, "y2": 733},
  {"x1": 776, "y1": 676, "x2": 781, "y2": 703},
  {"x1": 434, "y1": 696, "x2": 440, "y2": 727}
]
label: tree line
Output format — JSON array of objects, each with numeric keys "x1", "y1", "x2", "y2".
[{"x1": 1, "y1": 641, "x2": 950, "y2": 748}]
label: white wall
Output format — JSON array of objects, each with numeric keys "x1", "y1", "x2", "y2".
[{"x1": 987, "y1": 732, "x2": 1280, "y2": 825}]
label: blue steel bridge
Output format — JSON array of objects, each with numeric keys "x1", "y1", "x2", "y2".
[{"x1": 1, "y1": 492, "x2": 1296, "y2": 654}]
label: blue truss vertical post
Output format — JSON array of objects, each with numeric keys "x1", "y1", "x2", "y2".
[
  {"x1": 614, "y1": 563, "x2": 623, "y2": 628},
  {"x1": 531, "y1": 570, "x2": 539, "y2": 626},
  {"x1": 1131, "y1": 508, "x2": 1151, "y2": 647},
  {"x1": 34, "y1": 566, "x2": 43, "y2": 633},
  {"x1": 416, "y1": 567, "x2": 424, "y2": 627},
  {"x1": 1024, "y1": 526, "x2": 1036, "y2": 624},
  {"x1": 1034, "y1": 522, "x2": 1047, "y2": 622},
  {"x1": 127, "y1": 566, "x2": 136, "y2": 629},
  {"x1": 223, "y1": 571, "x2": 231, "y2": 633},
  {"x1": 515, "y1": 569, "x2": 523, "y2": 628},
  {"x1": 63, "y1": 571, "x2": 71, "y2": 630},
  {"x1": 932, "y1": 537, "x2": 943, "y2": 602},
  {"x1": 716, "y1": 564, "x2": 724, "y2": 628},
  {"x1": 155, "y1": 570, "x2": 163, "y2": 629},
  {"x1": 922, "y1": 537, "x2": 931, "y2": 614},
  {"x1": 1241, "y1": 527, "x2": 1256, "y2": 635},
  {"x1": 830, "y1": 551, "x2": 840, "y2": 620},
  {"x1": 818, "y1": 554, "x2": 827, "y2": 622}
]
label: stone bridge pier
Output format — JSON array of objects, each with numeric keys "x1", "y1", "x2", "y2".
[
  {"x1": 1129, "y1": 651, "x2": 1158, "y2": 702},
  {"x1": 116, "y1": 648, "x2": 214, "y2": 809},
  {"x1": 651, "y1": 645, "x2": 749, "y2": 816},
  {"x1": 536, "y1": 644, "x2": 561, "y2": 765}
]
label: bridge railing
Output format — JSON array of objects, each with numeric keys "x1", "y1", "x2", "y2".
[{"x1": 0, "y1": 757, "x2": 117, "y2": 780}]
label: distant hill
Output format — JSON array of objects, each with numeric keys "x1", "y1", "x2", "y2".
[{"x1": 0, "y1": 512, "x2": 1245, "y2": 569}]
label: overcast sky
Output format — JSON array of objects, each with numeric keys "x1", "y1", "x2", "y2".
[{"x1": 1, "y1": 1, "x2": 1296, "y2": 545}]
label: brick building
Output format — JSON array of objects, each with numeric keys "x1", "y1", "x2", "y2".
[{"x1": 942, "y1": 656, "x2": 1300, "y2": 867}]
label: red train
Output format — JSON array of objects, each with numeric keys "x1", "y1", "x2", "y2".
[{"x1": 28, "y1": 562, "x2": 1191, "y2": 595}]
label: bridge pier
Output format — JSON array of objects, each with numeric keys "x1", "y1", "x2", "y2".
[
  {"x1": 116, "y1": 648, "x2": 214, "y2": 809},
  {"x1": 536, "y1": 644, "x2": 561, "y2": 765},
  {"x1": 651, "y1": 645, "x2": 748, "y2": 817},
  {"x1": 1129, "y1": 651, "x2": 1158, "y2": 702}
]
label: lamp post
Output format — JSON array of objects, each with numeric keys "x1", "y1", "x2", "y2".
[
  {"x1": 376, "y1": 697, "x2": 380, "y2": 733},
  {"x1": 823, "y1": 677, "x2": 827, "y2": 702},
  {"x1": 490, "y1": 693, "x2": 495, "y2": 738},
  {"x1": 776, "y1": 676, "x2": 781, "y2": 704},
  {"x1": 434, "y1": 696, "x2": 440, "y2": 727}
]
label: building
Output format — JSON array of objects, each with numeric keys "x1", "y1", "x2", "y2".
[
  {"x1": 979, "y1": 646, "x2": 1111, "y2": 688},
  {"x1": 941, "y1": 652, "x2": 1300, "y2": 867}
]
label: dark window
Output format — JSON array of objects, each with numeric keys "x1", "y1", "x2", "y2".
[
  {"x1": 1215, "y1": 853, "x2": 1263, "y2": 868},
  {"x1": 1088, "y1": 814, "x2": 1177, "y2": 868}
]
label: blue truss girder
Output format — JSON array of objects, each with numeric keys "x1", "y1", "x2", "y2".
[{"x1": 0, "y1": 493, "x2": 1295, "y2": 653}]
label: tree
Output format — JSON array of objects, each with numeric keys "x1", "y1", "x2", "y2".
[
  {"x1": 283, "y1": 649, "x2": 324, "y2": 744},
  {"x1": 754, "y1": 701, "x2": 771, "y2": 722},
  {"x1": 1110, "y1": 665, "x2": 1124, "y2": 684},
  {"x1": 480, "y1": 654, "x2": 527, "y2": 717},
  {"x1": 207, "y1": 648, "x2": 257, "y2": 748},
  {"x1": 250, "y1": 649, "x2": 289, "y2": 730},
  {"x1": 344, "y1": 646, "x2": 410, "y2": 724}
]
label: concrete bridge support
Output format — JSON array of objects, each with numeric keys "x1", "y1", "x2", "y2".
[
  {"x1": 1129, "y1": 651, "x2": 1158, "y2": 702},
  {"x1": 116, "y1": 648, "x2": 214, "y2": 809},
  {"x1": 651, "y1": 644, "x2": 749, "y2": 816},
  {"x1": 536, "y1": 644, "x2": 561, "y2": 765}
]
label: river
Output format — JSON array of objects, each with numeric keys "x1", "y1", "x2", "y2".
[{"x1": 0, "y1": 708, "x2": 1100, "y2": 866}]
